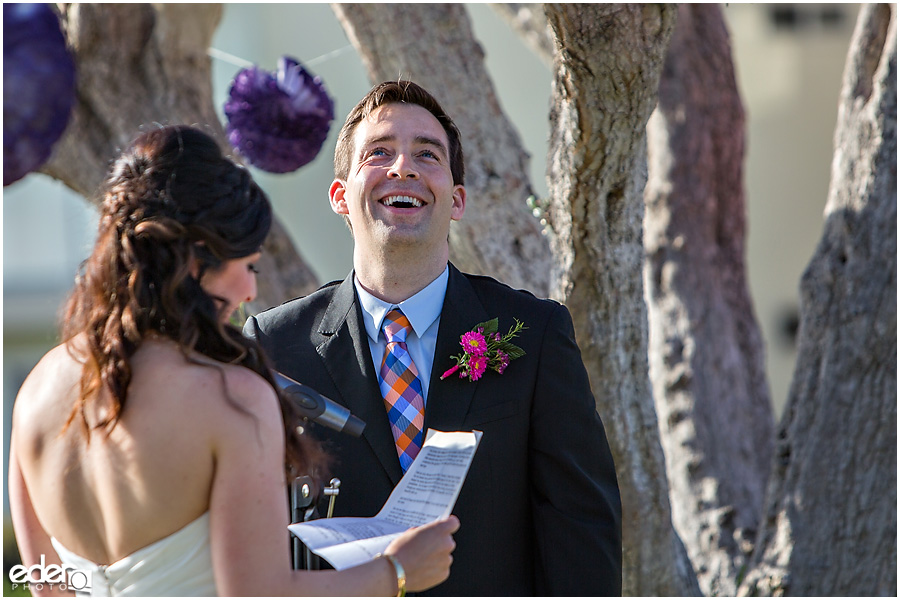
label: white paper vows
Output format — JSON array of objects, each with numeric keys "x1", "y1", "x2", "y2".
[{"x1": 288, "y1": 429, "x2": 482, "y2": 570}]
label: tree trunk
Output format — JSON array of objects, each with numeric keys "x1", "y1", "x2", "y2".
[
  {"x1": 644, "y1": 5, "x2": 774, "y2": 596},
  {"x1": 331, "y1": 3, "x2": 552, "y2": 297},
  {"x1": 544, "y1": 4, "x2": 699, "y2": 596},
  {"x1": 43, "y1": 3, "x2": 319, "y2": 307},
  {"x1": 739, "y1": 4, "x2": 897, "y2": 596}
]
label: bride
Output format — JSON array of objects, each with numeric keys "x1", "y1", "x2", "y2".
[{"x1": 8, "y1": 126, "x2": 458, "y2": 596}]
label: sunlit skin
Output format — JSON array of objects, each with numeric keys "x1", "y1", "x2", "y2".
[
  {"x1": 329, "y1": 103, "x2": 466, "y2": 304},
  {"x1": 8, "y1": 120, "x2": 462, "y2": 597},
  {"x1": 9, "y1": 248, "x2": 461, "y2": 596},
  {"x1": 199, "y1": 252, "x2": 261, "y2": 322}
]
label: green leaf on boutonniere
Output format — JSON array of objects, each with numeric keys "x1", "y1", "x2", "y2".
[
  {"x1": 440, "y1": 317, "x2": 527, "y2": 382},
  {"x1": 473, "y1": 318, "x2": 499, "y2": 335},
  {"x1": 498, "y1": 341, "x2": 526, "y2": 360}
]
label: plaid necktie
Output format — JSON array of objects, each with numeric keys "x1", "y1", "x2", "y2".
[{"x1": 379, "y1": 308, "x2": 425, "y2": 472}]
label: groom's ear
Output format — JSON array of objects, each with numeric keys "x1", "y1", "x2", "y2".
[{"x1": 329, "y1": 179, "x2": 349, "y2": 215}]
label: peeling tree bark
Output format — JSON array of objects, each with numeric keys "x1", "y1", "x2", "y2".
[
  {"x1": 35, "y1": 4, "x2": 894, "y2": 595},
  {"x1": 491, "y1": 4, "x2": 777, "y2": 594},
  {"x1": 739, "y1": 4, "x2": 897, "y2": 596},
  {"x1": 331, "y1": 3, "x2": 552, "y2": 297},
  {"x1": 42, "y1": 3, "x2": 319, "y2": 308},
  {"x1": 644, "y1": 5, "x2": 774, "y2": 596},
  {"x1": 543, "y1": 4, "x2": 699, "y2": 596}
]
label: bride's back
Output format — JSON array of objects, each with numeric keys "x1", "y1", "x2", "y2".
[
  {"x1": 12, "y1": 333, "x2": 236, "y2": 565},
  {"x1": 8, "y1": 126, "x2": 284, "y2": 569}
]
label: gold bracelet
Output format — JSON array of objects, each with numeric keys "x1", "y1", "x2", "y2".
[{"x1": 375, "y1": 553, "x2": 406, "y2": 597}]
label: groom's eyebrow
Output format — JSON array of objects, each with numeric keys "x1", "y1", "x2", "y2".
[
  {"x1": 358, "y1": 134, "x2": 394, "y2": 159},
  {"x1": 365, "y1": 134, "x2": 394, "y2": 146},
  {"x1": 359, "y1": 134, "x2": 448, "y2": 157},
  {"x1": 415, "y1": 135, "x2": 448, "y2": 158}
]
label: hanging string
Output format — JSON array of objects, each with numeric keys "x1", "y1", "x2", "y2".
[
  {"x1": 304, "y1": 44, "x2": 356, "y2": 67},
  {"x1": 207, "y1": 47, "x2": 253, "y2": 69},
  {"x1": 207, "y1": 44, "x2": 355, "y2": 70}
]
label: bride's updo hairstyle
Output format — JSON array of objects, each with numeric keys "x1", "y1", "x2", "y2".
[{"x1": 63, "y1": 125, "x2": 326, "y2": 480}]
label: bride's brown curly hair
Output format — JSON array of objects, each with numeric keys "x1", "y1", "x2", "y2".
[{"x1": 62, "y1": 125, "x2": 328, "y2": 482}]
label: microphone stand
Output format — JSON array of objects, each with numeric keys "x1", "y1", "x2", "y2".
[
  {"x1": 290, "y1": 476, "x2": 341, "y2": 570},
  {"x1": 280, "y1": 378, "x2": 359, "y2": 571},
  {"x1": 290, "y1": 476, "x2": 319, "y2": 571}
]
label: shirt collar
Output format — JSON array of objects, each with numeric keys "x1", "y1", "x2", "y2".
[{"x1": 355, "y1": 265, "x2": 449, "y2": 342}]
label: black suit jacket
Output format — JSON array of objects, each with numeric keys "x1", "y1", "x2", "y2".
[{"x1": 244, "y1": 264, "x2": 622, "y2": 595}]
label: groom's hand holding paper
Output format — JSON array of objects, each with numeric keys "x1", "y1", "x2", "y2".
[{"x1": 288, "y1": 430, "x2": 481, "y2": 570}]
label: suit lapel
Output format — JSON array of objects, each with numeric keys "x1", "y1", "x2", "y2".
[
  {"x1": 425, "y1": 264, "x2": 490, "y2": 431},
  {"x1": 315, "y1": 273, "x2": 403, "y2": 484}
]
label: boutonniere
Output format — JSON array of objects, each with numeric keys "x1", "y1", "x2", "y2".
[{"x1": 440, "y1": 318, "x2": 527, "y2": 382}]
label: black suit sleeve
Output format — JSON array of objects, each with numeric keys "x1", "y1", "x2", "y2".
[{"x1": 529, "y1": 303, "x2": 622, "y2": 595}]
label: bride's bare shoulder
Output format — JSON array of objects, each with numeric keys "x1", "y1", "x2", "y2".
[
  {"x1": 11, "y1": 335, "x2": 91, "y2": 431},
  {"x1": 16, "y1": 335, "x2": 88, "y2": 397},
  {"x1": 131, "y1": 338, "x2": 279, "y2": 416},
  {"x1": 134, "y1": 342, "x2": 285, "y2": 449}
]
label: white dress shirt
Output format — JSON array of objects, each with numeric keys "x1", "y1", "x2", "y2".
[{"x1": 354, "y1": 266, "x2": 449, "y2": 403}]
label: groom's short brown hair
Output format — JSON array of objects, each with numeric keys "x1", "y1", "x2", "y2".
[{"x1": 333, "y1": 80, "x2": 465, "y2": 186}]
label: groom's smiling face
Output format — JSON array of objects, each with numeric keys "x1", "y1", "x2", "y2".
[{"x1": 328, "y1": 102, "x2": 466, "y2": 253}]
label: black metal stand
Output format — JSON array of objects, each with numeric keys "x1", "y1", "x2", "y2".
[
  {"x1": 290, "y1": 476, "x2": 341, "y2": 570},
  {"x1": 280, "y1": 380, "x2": 362, "y2": 571},
  {"x1": 290, "y1": 476, "x2": 320, "y2": 570}
]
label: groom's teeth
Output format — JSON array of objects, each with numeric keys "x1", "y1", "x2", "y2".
[{"x1": 383, "y1": 196, "x2": 422, "y2": 207}]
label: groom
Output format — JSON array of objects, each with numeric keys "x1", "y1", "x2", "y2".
[{"x1": 244, "y1": 81, "x2": 622, "y2": 595}]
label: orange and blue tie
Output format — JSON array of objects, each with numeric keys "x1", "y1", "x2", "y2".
[{"x1": 379, "y1": 308, "x2": 425, "y2": 472}]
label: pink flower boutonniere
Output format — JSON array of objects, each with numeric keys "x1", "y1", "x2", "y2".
[{"x1": 440, "y1": 318, "x2": 527, "y2": 382}]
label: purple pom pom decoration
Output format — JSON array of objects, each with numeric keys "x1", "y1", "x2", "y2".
[
  {"x1": 3, "y1": 3, "x2": 77, "y2": 186},
  {"x1": 224, "y1": 56, "x2": 334, "y2": 174}
]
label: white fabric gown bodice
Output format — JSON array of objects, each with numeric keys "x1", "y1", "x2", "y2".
[{"x1": 50, "y1": 511, "x2": 217, "y2": 596}]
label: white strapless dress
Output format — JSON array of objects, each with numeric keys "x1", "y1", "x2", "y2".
[{"x1": 50, "y1": 512, "x2": 217, "y2": 596}]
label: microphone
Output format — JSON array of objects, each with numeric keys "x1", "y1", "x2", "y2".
[{"x1": 274, "y1": 371, "x2": 366, "y2": 437}]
